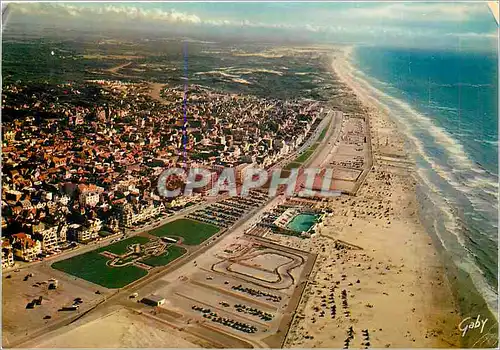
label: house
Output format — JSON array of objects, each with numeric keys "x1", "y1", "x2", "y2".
[
  {"x1": 118, "y1": 202, "x2": 163, "y2": 228},
  {"x1": 57, "y1": 224, "x2": 68, "y2": 243},
  {"x1": 141, "y1": 294, "x2": 166, "y2": 307},
  {"x1": 2, "y1": 238, "x2": 14, "y2": 268},
  {"x1": 78, "y1": 184, "x2": 103, "y2": 207},
  {"x1": 11, "y1": 233, "x2": 42, "y2": 262},
  {"x1": 35, "y1": 225, "x2": 59, "y2": 253},
  {"x1": 68, "y1": 221, "x2": 100, "y2": 243},
  {"x1": 4, "y1": 189, "x2": 22, "y2": 202}
]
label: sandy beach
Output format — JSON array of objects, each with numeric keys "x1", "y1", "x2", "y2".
[
  {"x1": 276, "y1": 46, "x2": 463, "y2": 348},
  {"x1": 28, "y1": 307, "x2": 203, "y2": 348}
]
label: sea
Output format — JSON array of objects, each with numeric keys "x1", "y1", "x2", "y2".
[{"x1": 351, "y1": 47, "x2": 498, "y2": 319}]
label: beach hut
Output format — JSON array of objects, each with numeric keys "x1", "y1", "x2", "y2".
[{"x1": 141, "y1": 294, "x2": 166, "y2": 307}]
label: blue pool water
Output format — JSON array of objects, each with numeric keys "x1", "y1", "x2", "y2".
[{"x1": 287, "y1": 214, "x2": 318, "y2": 232}]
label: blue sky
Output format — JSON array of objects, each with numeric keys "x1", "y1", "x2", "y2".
[{"x1": 5, "y1": 2, "x2": 498, "y2": 50}]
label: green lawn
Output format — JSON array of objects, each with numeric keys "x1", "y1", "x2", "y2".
[
  {"x1": 52, "y1": 251, "x2": 148, "y2": 289},
  {"x1": 317, "y1": 121, "x2": 331, "y2": 142},
  {"x1": 149, "y1": 218, "x2": 220, "y2": 245},
  {"x1": 295, "y1": 150, "x2": 313, "y2": 163},
  {"x1": 97, "y1": 236, "x2": 150, "y2": 255},
  {"x1": 284, "y1": 162, "x2": 302, "y2": 171},
  {"x1": 284, "y1": 142, "x2": 319, "y2": 170},
  {"x1": 294, "y1": 143, "x2": 318, "y2": 163},
  {"x1": 317, "y1": 128, "x2": 327, "y2": 142},
  {"x1": 98, "y1": 231, "x2": 113, "y2": 237},
  {"x1": 142, "y1": 245, "x2": 187, "y2": 267}
]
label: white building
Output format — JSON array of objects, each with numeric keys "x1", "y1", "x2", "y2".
[
  {"x1": 31, "y1": 222, "x2": 67, "y2": 253},
  {"x1": 68, "y1": 221, "x2": 101, "y2": 243},
  {"x1": 58, "y1": 195, "x2": 70, "y2": 206},
  {"x1": 119, "y1": 202, "x2": 164, "y2": 228},
  {"x1": 79, "y1": 191, "x2": 100, "y2": 207},
  {"x1": 78, "y1": 184, "x2": 103, "y2": 207},
  {"x1": 2, "y1": 238, "x2": 14, "y2": 268},
  {"x1": 141, "y1": 295, "x2": 166, "y2": 307},
  {"x1": 38, "y1": 226, "x2": 59, "y2": 253}
]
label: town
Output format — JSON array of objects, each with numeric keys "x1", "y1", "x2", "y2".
[
  {"x1": 1, "y1": 80, "x2": 325, "y2": 267},
  {"x1": 3, "y1": 2, "x2": 497, "y2": 349}
]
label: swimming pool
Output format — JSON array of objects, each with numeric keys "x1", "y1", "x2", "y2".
[{"x1": 287, "y1": 214, "x2": 318, "y2": 232}]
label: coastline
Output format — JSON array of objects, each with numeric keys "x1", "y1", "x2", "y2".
[
  {"x1": 324, "y1": 45, "x2": 497, "y2": 347},
  {"x1": 282, "y1": 47, "x2": 464, "y2": 348},
  {"x1": 3, "y1": 42, "x2": 495, "y2": 349}
]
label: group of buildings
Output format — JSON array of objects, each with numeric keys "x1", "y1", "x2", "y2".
[{"x1": 1, "y1": 80, "x2": 324, "y2": 267}]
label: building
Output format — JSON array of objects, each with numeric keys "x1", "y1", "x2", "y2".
[
  {"x1": 119, "y1": 204, "x2": 134, "y2": 228},
  {"x1": 79, "y1": 191, "x2": 100, "y2": 207},
  {"x1": 57, "y1": 224, "x2": 68, "y2": 243},
  {"x1": 68, "y1": 222, "x2": 100, "y2": 243},
  {"x1": 87, "y1": 218, "x2": 102, "y2": 235},
  {"x1": 4, "y1": 189, "x2": 22, "y2": 202},
  {"x1": 4, "y1": 130, "x2": 16, "y2": 143},
  {"x1": 38, "y1": 226, "x2": 59, "y2": 253},
  {"x1": 141, "y1": 295, "x2": 166, "y2": 307},
  {"x1": 11, "y1": 233, "x2": 42, "y2": 262},
  {"x1": 2, "y1": 238, "x2": 14, "y2": 268},
  {"x1": 78, "y1": 227, "x2": 99, "y2": 242},
  {"x1": 31, "y1": 223, "x2": 59, "y2": 253},
  {"x1": 234, "y1": 163, "x2": 254, "y2": 185},
  {"x1": 118, "y1": 202, "x2": 163, "y2": 228},
  {"x1": 78, "y1": 184, "x2": 103, "y2": 207}
]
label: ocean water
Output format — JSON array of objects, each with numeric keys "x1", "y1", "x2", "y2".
[{"x1": 352, "y1": 47, "x2": 498, "y2": 315}]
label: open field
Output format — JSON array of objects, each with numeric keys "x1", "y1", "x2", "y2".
[
  {"x1": 228, "y1": 263, "x2": 281, "y2": 283},
  {"x1": 332, "y1": 168, "x2": 362, "y2": 181},
  {"x1": 283, "y1": 143, "x2": 318, "y2": 170},
  {"x1": 245, "y1": 253, "x2": 293, "y2": 271},
  {"x1": 294, "y1": 145, "x2": 317, "y2": 163},
  {"x1": 149, "y1": 218, "x2": 220, "y2": 245},
  {"x1": 52, "y1": 252, "x2": 148, "y2": 289},
  {"x1": 316, "y1": 122, "x2": 330, "y2": 141},
  {"x1": 51, "y1": 236, "x2": 191, "y2": 288}
]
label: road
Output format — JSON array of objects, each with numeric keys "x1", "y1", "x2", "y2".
[
  {"x1": 296, "y1": 109, "x2": 333, "y2": 154},
  {"x1": 269, "y1": 109, "x2": 334, "y2": 171},
  {"x1": 308, "y1": 110, "x2": 343, "y2": 168}
]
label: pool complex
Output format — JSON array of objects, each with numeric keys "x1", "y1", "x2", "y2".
[{"x1": 287, "y1": 214, "x2": 318, "y2": 232}]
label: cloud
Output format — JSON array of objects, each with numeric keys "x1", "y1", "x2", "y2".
[
  {"x1": 6, "y1": 2, "x2": 496, "y2": 49},
  {"x1": 446, "y1": 31, "x2": 498, "y2": 39},
  {"x1": 337, "y1": 3, "x2": 487, "y2": 22},
  {"x1": 10, "y1": 3, "x2": 202, "y2": 24}
]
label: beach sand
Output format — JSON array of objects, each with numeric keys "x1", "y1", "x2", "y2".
[
  {"x1": 28, "y1": 308, "x2": 202, "y2": 348},
  {"x1": 278, "y1": 47, "x2": 462, "y2": 348}
]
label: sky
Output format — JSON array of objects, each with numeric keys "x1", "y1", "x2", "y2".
[{"x1": 4, "y1": 2, "x2": 499, "y2": 51}]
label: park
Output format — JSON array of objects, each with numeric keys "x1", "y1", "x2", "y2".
[{"x1": 51, "y1": 218, "x2": 218, "y2": 288}]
